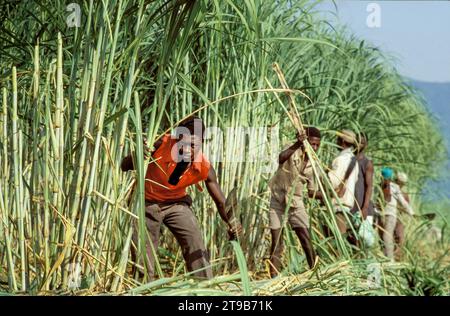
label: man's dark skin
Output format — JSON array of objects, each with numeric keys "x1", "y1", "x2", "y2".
[
  {"x1": 356, "y1": 135, "x2": 373, "y2": 220},
  {"x1": 270, "y1": 132, "x2": 321, "y2": 273},
  {"x1": 121, "y1": 133, "x2": 242, "y2": 238},
  {"x1": 336, "y1": 137, "x2": 353, "y2": 152}
]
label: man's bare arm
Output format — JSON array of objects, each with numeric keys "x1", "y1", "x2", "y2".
[
  {"x1": 361, "y1": 160, "x2": 374, "y2": 219},
  {"x1": 120, "y1": 138, "x2": 163, "y2": 172},
  {"x1": 205, "y1": 166, "x2": 242, "y2": 236},
  {"x1": 278, "y1": 132, "x2": 306, "y2": 165},
  {"x1": 205, "y1": 166, "x2": 229, "y2": 223},
  {"x1": 279, "y1": 142, "x2": 302, "y2": 165}
]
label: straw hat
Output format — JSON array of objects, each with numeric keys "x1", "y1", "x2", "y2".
[
  {"x1": 336, "y1": 129, "x2": 357, "y2": 146},
  {"x1": 397, "y1": 172, "x2": 408, "y2": 184}
]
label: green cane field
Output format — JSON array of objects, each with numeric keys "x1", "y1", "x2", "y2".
[{"x1": 0, "y1": 0, "x2": 449, "y2": 295}]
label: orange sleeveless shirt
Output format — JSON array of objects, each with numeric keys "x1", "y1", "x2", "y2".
[{"x1": 144, "y1": 134, "x2": 210, "y2": 202}]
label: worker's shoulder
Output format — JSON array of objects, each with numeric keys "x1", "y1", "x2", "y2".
[
  {"x1": 155, "y1": 133, "x2": 174, "y2": 147},
  {"x1": 151, "y1": 133, "x2": 173, "y2": 156},
  {"x1": 280, "y1": 143, "x2": 293, "y2": 151},
  {"x1": 333, "y1": 150, "x2": 350, "y2": 163},
  {"x1": 200, "y1": 152, "x2": 211, "y2": 166},
  {"x1": 390, "y1": 182, "x2": 401, "y2": 193},
  {"x1": 280, "y1": 143, "x2": 304, "y2": 158},
  {"x1": 199, "y1": 151, "x2": 212, "y2": 172},
  {"x1": 359, "y1": 154, "x2": 374, "y2": 164}
]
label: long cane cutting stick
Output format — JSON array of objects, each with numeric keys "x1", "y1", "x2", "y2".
[{"x1": 272, "y1": 62, "x2": 311, "y2": 134}]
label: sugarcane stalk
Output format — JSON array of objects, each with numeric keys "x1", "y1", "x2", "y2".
[
  {"x1": 1, "y1": 88, "x2": 8, "y2": 192},
  {"x1": 110, "y1": 225, "x2": 133, "y2": 291},
  {"x1": 29, "y1": 43, "x2": 42, "y2": 286},
  {"x1": 11, "y1": 67, "x2": 27, "y2": 291},
  {"x1": 1, "y1": 86, "x2": 17, "y2": 291},
  {"x1": 77, "y1": 0, "x2": 128, "y2": 288}
]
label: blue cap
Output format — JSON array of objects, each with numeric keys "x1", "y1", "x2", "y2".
[{"x1": 381, "y1": 167, "x2": 394, "y2": 180}]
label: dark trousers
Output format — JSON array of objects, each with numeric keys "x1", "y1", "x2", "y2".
[{"x1": 133, "y1": 202, "x2": 212, "y2": 279}]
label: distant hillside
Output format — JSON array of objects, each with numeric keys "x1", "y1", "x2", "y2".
[
  {"x1": 410, "y1": 80, "x2": 450, "y2": 198},
  {"x1": 411, "y1": 80, "x2": 450, "y2": 138}
]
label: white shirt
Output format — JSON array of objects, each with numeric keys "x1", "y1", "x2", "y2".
[
  {"x1": 384, "y1": 182, "x2": 414, "y2": 217},
  {"x1": 328, "y1": 147, "x2": 359, "y2": 208}
]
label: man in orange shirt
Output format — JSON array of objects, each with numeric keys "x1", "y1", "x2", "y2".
[{"x1": 121, "y1": 116, "x2": 241, "y2": 279}]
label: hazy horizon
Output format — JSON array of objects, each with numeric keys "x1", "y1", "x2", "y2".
[
  {"x1": 314, "y1": 0, "x2": 450, "y2": 84},
  {"x1": 312, "y1": 0, "x2": 450, "y2": 198}
]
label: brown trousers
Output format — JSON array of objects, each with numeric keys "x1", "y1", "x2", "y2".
[{"x1": 133, "y1": 202, "x2": 212, "y2": 279}]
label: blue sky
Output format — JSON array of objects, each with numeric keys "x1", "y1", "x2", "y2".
[
  {"x1": 313, "y1": 0, "x2": 450, "y2": 83},
  {"x1": 312, "y1": 1, "x2": 450, "y2": 199}
]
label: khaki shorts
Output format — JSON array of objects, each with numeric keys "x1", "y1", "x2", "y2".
[{"x1": 269, "y1": 192, "x2": 309, "y2": 230}]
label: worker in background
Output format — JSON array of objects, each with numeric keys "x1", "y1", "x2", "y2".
[
  {"x1": 380, "y1": 168, "x2": 414, "y2": 261},
  {"x1": 350, "y1": 132, "x2": 375, "y2": 245},
  {"x1": 328, "y1": 130, "x2": 359, "y2": 238},
  {"x1": 268, "y1": 127, "x2": 323, "y2": 277},
  {"x1": 394, "y1": 171, "x2": 410, "y2": 258}
]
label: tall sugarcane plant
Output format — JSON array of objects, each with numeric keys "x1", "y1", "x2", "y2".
[
  {"x1": 0, "y1": 0, "x2": 205, "y2": 292},
  {"x1": 0, "y1": 0, "x2": 448, "y2": 295}
]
